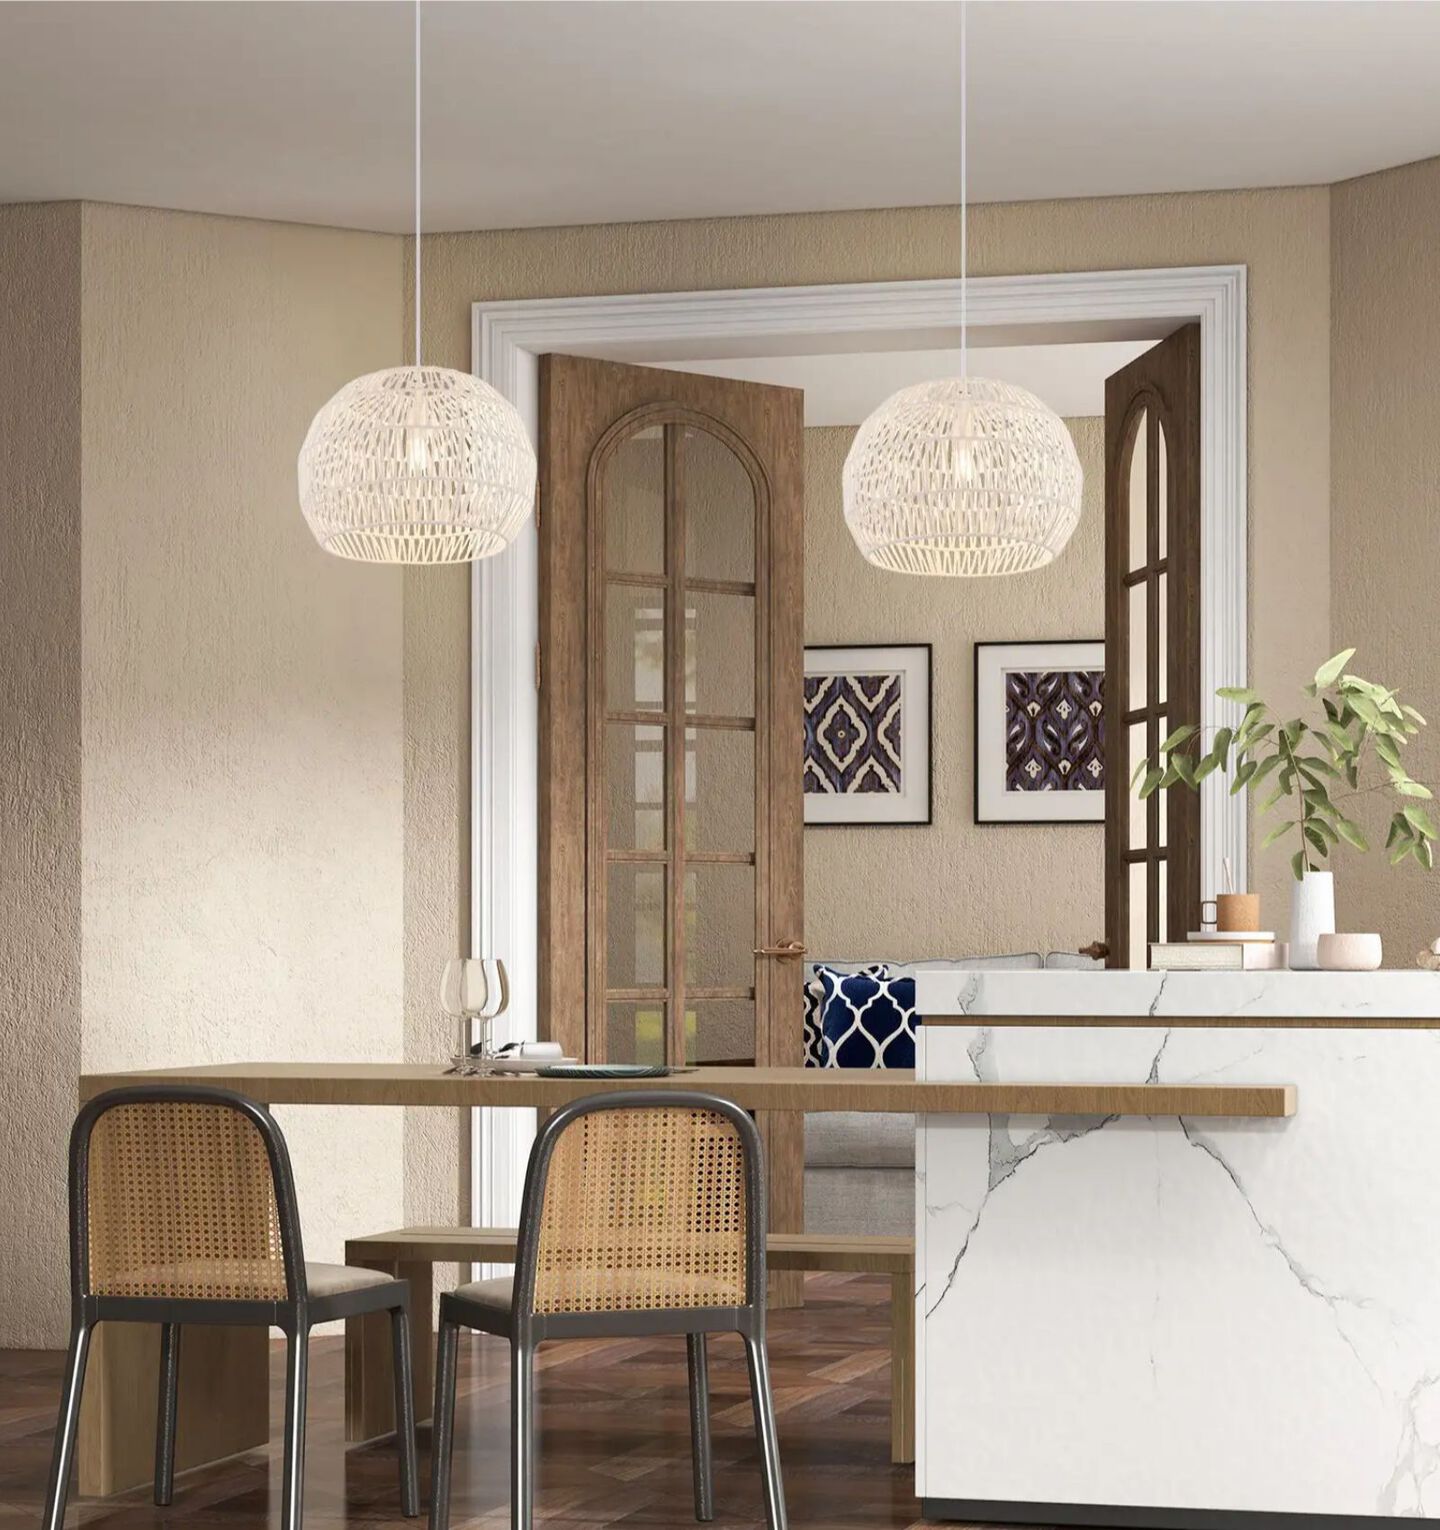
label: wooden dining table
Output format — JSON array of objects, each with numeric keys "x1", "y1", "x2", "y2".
[{"x1": 74, "y1": 1060, "x2": 1295, "y2": 1497}]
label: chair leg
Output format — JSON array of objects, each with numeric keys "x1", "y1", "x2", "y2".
[
  {"x1": 41, "y1": 1319, "x2": 92, "y2": 1530},
  {"x1": 281, "y1": 1324, "x2": 309, "y2": 1530},
  {"x1": 511, "y1": 1338, "x2": 536, "y2": 1530},
  {"x1": 428, "y1": 1318, "x2": 460, "y2": 1530},
  {"x1": 390, "y1": 1303, "x2": 420, "y2": 1517},
  {"x1": 744, "y1": 1333, "x2": 788, "y2": 1530},
  {"x1": 154, "y1": 1322, "x2": 182, "y2": 1506},
  {"x1": 686, "y1": 1333, "x2": 714, "y2": 1522}
]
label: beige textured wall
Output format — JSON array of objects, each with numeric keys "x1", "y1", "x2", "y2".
[
  {"x1": 804, "y1": 420, "x2": 1105, "y2": 961},
  {"x1": 77, "y1": 205, "x2": 407, "y2": 1308},
  {"x1": 1331, "y1": 156, "x2": 1440, "y2": 961},
  {"x1": 0, "y1": 204, "x2": 83, "y2": 1346}
]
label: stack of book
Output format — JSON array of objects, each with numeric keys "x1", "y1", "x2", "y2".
[{"x1": 1149, "y1": 932, "x2": 1288, "y2": 971}]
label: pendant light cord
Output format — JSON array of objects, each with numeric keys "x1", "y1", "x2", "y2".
[
  {"x1": 959, "y1": 0, "x2": 968, "y2": 381},
  {"x1": 414, "y1": 0, "x2": 423, "y2": 368}
]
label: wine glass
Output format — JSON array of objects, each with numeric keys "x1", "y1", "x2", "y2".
[{"x1": 440, "y1": 957, "x2": 510, "y2": 1075}]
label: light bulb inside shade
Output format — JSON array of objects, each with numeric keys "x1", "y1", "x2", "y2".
[
  {"x1": 299, "y1": 364, "x2": 536, "y2": 565},
  {"x1": 842, "y1": 375, "x2": 1083, "y2": 577}
]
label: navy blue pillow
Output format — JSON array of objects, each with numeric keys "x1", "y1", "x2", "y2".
[{"x1": 817, "y1": 966, "x2": 917, "y2": 1068}]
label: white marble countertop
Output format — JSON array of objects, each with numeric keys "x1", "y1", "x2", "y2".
[{"x1": 914, "y1": 967, "x2": 1440, "y2": 1022}]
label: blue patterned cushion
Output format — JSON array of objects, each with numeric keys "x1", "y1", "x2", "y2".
[
  {"x1": 816, "y1": 966, "x2": 916, "y2": 1068},
  {"x1": 804, "y1": 964, "x2": 889, "y2": 1067}
]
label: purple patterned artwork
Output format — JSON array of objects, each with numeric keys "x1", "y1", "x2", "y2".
[
  {"x1": 803, "y1": 673, "x2": 903, "y2": 794},
  {"x1": 1004, "y1": 669, "x2": 1105, "y2": 791}
]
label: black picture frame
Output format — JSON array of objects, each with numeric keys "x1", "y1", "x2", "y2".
[
  {"x1": 803, "y1": 642, "x2": 933, "y2": 827},
  {"x1": 973, "y1": 638, "x2": 1107, "y2": 826}
]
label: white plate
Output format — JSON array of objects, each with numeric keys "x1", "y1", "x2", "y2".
[{"x1": 1186, "y1": 930, "x2": 1275, "y2": 943}]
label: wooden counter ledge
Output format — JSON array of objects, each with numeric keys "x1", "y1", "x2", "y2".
[{"x1": 79, "y1": 1062, "x2": 1297, "y2": 1119}]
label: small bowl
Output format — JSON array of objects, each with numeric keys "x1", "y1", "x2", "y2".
[{"x1": 1318, "y1": 933, "x2": 1383, "y2": 972}]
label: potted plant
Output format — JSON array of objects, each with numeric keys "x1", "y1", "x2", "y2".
[{"x1": 1133, "y1": 648, "x2": 1436, "y2": 967}]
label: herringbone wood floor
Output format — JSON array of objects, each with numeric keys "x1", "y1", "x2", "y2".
[{"x1": 0, "y1": 1276, "x2": 1058, "y2": 1529}]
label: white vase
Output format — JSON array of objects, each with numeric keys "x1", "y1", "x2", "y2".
[{"x1": 1289, "y1": 870, "x2": 1336, "y2": 970}]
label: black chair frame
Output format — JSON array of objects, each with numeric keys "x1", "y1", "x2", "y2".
[
  {"x1": 428, "y1": 1089, "x2": 786, "y2": 1530},
  {"x1": 42, "y1": 1084, "x2": 419, "y2": 1530}
]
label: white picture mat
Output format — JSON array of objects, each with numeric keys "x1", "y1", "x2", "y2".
[
  {"x1": 804, "y1": 644, "x2": 931, "y2": 824},
  {"x1": 975, "y1": 640, "x2": 1105, "y2": 823}
]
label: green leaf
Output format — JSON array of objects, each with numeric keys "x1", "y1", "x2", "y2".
[
  {"x1": 1392, "y1": 841, "x2": 1413, "y2": 865},
  {"x1": 1262, "y1": 819, "x2": 1297, "y2": 848},
  {"x1": 1130, "y1": 755, "x2": 1152, "y2": 789},
  {"x1": 1403, "y1": 704, "x2": 1428, "y2": 727},
  {"x1": 1193, "y1": 754, "x2": 1221, "y2": 783},
  {"x1": 1171, "y1": 752, "x2": 1197, "y2": 788},
  {"x1": 1291, "y1": 849, "x2": 1308, "y2": 882},
  {"x1": 1326, "y1": 720, "x2": 1357, "y2": 755},
  {"x1": 1298, "y1": 754, "x2": 1341, "y2": 779},
  {"x1": 1229, "y1": 759, "x2": 1258, "y2": 794},
  {"x1": 1210, "y1": 726, "x2": 1234, "y2": 761},
  {"x1": 1160, "y1": 724, "x2": 1199, "y2": 751},
  {"x1": 1216, "y1": 686, "x2": 1259, "y2": 705},
  {"x1": 1333, "y1": 817, "x2": 1370, "y2": 852},
  {"x1": 1350, "y1": 695, "x2": 1385, "y2": 730},
  {"x1": 1374, "y1": 736, "x2": 1403, "y2": 770},
  {"x1": 1396, "y1": 779, "x2": 1434, "y2": 799},
  {"x1": 1138, "y1": 767, "x2": 1164, "y2": 800},
  {"x1": 1419, "y1": 840, "x2": 1435, "y2": 870},
  {"x1": 1385, "y1": 814, "x2": 1408, "y2": 850},
  {"x1": 1302, "y1": 786, "x2": 1335, "y2": 817},
  {"x1": 1403, "y1": 804, "x2": 1438, "y2": 839},
  {"x1": 1314, "y1": 647, "x2": 1357, "y2": 689},
  {"x1": 1247, "y1": 754, "x2": 1283, "y2": 788},
  {"x1": 1303, "y1": 825, "x2": 1330, "y2": 858}
]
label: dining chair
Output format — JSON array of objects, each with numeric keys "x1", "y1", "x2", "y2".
[
  {"x1": 428, "y1": 1090, "x2": 787, "y2": 1530},
  {"x1": 42, "y1": 1084, "x2": 419, "y2": 1530}
]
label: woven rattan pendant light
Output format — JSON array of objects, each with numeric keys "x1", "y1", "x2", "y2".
[
  {"x1": 842, "y1": 3, "x2": 1082, "y2": 576},
  {"x1": 298, "y1": 1, "x2": 535, "y2": 564}
]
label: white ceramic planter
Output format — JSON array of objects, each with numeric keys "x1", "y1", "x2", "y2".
[
  {"x1": 1289, "y1": 870, "x2": 1336, "y2": 970},
  {"x1": 1318, "y1": 932, "x2": 1383, "y2": 971}
]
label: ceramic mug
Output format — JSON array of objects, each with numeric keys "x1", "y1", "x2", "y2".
[{"x1": 1201, "y1": 893, "x2": 1261, "y2": 932}]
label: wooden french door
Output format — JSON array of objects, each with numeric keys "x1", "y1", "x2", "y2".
[
  {"x1": 1104, "y1": 324, "x2": 1202, "y2": 968},
  {"x1": 537, "y1": 354, "x2": 805, "y2": 1072}
]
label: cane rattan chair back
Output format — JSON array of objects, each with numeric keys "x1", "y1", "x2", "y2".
[
  {"x1": 520, "y1": 1097, "x2": 761, "y2": 1318},
  {"x1": 74, "y1": 1088, "x2": 301, "y2": 1304}
]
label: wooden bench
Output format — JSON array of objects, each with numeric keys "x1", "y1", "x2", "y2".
[{"x1": 344, "y1": 1225, "x2": 915, "y2": 1464}]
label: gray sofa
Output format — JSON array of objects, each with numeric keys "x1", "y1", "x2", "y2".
[{"x1": 802, "y1": 951, "x2": 1102, "y2": 1236}]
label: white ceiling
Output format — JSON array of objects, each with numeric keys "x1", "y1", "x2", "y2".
[
  {"x1": 648, "y1": 341, "x2": 1153, "y2": 427},
  {"x1": 3, "y1": 2, "x2": 1440, "y2": 235}
]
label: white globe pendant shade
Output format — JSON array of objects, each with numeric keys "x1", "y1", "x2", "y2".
[
  {"x1": 298, "y1": 365, "x2": 536, "y2": 564},
  {"x1": 842, "y1": 376, "x2": 1083, "y2": 577}
]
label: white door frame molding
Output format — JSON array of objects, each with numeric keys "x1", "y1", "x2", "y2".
[{"x1": 469, "y1": 265, "x2": 1248, "y2": 1227}]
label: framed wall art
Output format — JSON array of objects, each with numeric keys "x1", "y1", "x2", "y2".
[
  {"x1": 803, "y1": 644, "x2": 931, "y2": 826},
  {"x1": 974, "y1": 639, "x2": 1105, "y2": 824}
]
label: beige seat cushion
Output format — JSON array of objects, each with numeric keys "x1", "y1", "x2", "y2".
[
  {"x1": 451, "y1": 1274, "x2": 515, "y2": 1315},
  {"x1": 306, "y1": 1262, "x2": 399, "y2": 1299}
]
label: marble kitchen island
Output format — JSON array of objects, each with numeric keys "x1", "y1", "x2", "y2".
[{"x1": 913, "y1": 969, "x2": 1440, "y2": 1528}]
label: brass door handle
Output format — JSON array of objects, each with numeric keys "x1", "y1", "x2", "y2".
[{"x1": 753, "y1": 940, "x2": 808, "y2": 959}]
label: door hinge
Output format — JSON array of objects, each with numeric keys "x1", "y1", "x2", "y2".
[{"x1": 535, "y1": 642, "x2": 542, "y2": 692}]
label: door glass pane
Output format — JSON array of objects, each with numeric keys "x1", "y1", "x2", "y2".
[
  {"x1": 1157, "y1": 573, "x2": 1168, "y2": 708},
  {"x1": 688, "y1": 726, "x2": 755, "y2": 854},
  {"x1": 1158, "y1": 857, "x2": 1169, "y2": 945},
  {"x1": 1127, "y1": 407, "x2": 1148, "y2": 572},
  {"x1": 1157, "y1": 417, "x2": 1169, "y2": 562},
  {"x1": 685, "y1": 862, "x2": 755, "y2": 989},
  {"x1": 1129, "y1": 861, "x2": 1148, "y2": 970},
  {"x1": 604, "y1": 425, "x2": 664, "y2": 575},
  {"x1": 688, "y1": 999, "x2": 756, "y2": 1066},
  {"x1": 1129, "y1": 722, "x2": 1148, "y2": 849},
  {"x1": 686, "y1": 590, "x2": 755, "y2": 716},
  {"x1": 606, "y1": 722, "x2": 666, "y2": 852},
  {"x1": 605, "y1": 584, "x2": 664, "y2": 713},
  {"x1": 606, "y1": 862, "x2": 666, "y2": 988},
  {"x1": 606, "y1": 1002, "x2": 666, "y2": 1066},
  {"x1": 683, "y1": 426, "x2": 755, "y2": 584},
  {"x1": 1129, "y1": 583, "x2": 1147, "y2": 711}
]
